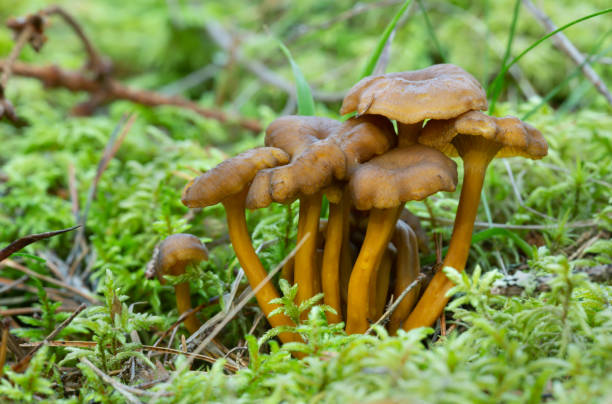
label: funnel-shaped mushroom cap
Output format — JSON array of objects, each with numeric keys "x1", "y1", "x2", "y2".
[
  {"x1": 329, "y1": 115, "x2": 396, "y2": 175},
  {"x1": 418, "y1": 111, "x2": 548, "y2": 159},
  {"x1": 181, "y1": 147, "x2": 290, "y2": 208},
  {"x1": 146, "y1": 234, "x2": 208, "y2": 283},
  {"x1": 246, "y1": 168, "x2": 275, "y2": 210},
  {"x1": 265, "y1": 116, "x2": 341, "y2": 157},
  {"x1": 266, "y1": 115, "x2": 397, "y2": 203},
  {"x1": 270, "y1": 141, "x2": 346, "y2": 202},
  {"x1": 340, "y1": 64, "x2": 487, "y2": 124},
  {"x1": 349, "y1": 145, "x2": 458, "y2": 210}
]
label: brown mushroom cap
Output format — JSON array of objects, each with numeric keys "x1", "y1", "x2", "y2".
[
  {"x1": 349, "y1": 145, "x2": 458, "y2": 210},
  {"x1": 418, "y1": 110, "x2": 548, "y2": 159},
  {"x1": 181, "y1": 147, "x2": 290, "y2": 208},
  {"x1": 269, "y1": 141, "x2": 346, "y2": 202},
  {"x1": 263, "y1": 115, "x2": 397, "y2": 203},
  {"x1": 340, "y1": 64, "x2": 488, "y2": 124},
  {"x1": 329, "y1": 115, "x2": 396, "y2": 175},
  {"x1": 265, "y1": 115, "x2": 341, "y2": 157},
  {"x1": 146, "y1": 234, "x2": 208, "y2": 283}
]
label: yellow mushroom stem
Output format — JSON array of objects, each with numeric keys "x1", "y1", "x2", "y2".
[
  {"x1": 403, "y1": 135, "x2": 501, "y2": 330},
  {"x1": 346, "y1": 206, "x2": 401, "y2": 334},
  {"x1": 294, "y1": 193, "x2": 322, "y2": 306},
  {"x1": 280, "y1": 257, "x2": 294, "y2": 284},
  {"x1": 222, "y1": 189, "x2": 301, "y2": 344},
  {"x1": 173, "y1": 278, "x2": 201, "y2": 335},
  {"x1": 387, "y1": 222, "x2": 421, "y2": 334},
  {"x1": 321, "y1": 191, "x2": 348, "y2": 324},
  {"x1": 374, "y1": 246, "x2": 394, "y2": 320}
]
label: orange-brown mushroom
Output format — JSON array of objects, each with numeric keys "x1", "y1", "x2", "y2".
[
  {"x1": 403, "y1": 111, "x2": 548, "y2": 330},
  {"x1": 340, "y1": 64, "x2": 488, "y2": 146},
  {"x1": 346, "y1": 145, "x2": 458, "y2": 334},
  {"x1": 145, "y1": 233, "x2": 208, "y2": 334},
  {"x1": 181, "y1": 147, "x2": 301, "y2": 344}
]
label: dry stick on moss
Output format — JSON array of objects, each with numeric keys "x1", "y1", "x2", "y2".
[
  {"x1": 365, "y1": 273, "x2": 425, "y2": 335},
  {"x1": 0, "y1": 225, "x2": 80, "y2": 262},
  {"x1": 12, "y1": 303, "x2": 86, "y2": 373},
  {"x1": 419, "y1": 216, "x2": 600, "y2": 231},
  {"x1": 80, "y1": 357, "x2": 148, "y2": 403},
  {"x1": 0, "y1": 60, "x2": 262, "y2": 132},
  {"x1": 0, "y1": 319, "x2": 9, "y2": 377},
  {"x1": 1, "y1": 259, "x2": 99, "y2": 304},
  {"x1": 67, "y1": 114, "x2": 135, "y2": 274},
  {"x1": 522, "y1": 0, "x2": 612, "y2": 105},
  {"x1": 22, "y1": 340, "x2": 239, "y2": 372}
]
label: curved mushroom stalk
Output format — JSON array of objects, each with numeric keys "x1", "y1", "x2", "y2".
[
  {"x1": 294, "y1": 192, "x2": 322, "y2": 307},
  {"x1": 374, "y1": 244, "x2": 395, "y2": 320},
  {"x1": 403, "y1": 137, "x2": 498, "y2": 330},
  {"x1": 146, "y1": 233, "x2": 208, "y2": 335},
  {"x1": 406, "y1": 112, "x2": 548, "y2": 330},
  {"x1": 173, "y1": 281, "x2": 201, "y2": 334},
  {"x1": 388, "y1": 221, "x2": 421, "y2": 334},
  {"x1": 346, "y1": 207, "x2": 400, "y2": 334},
  {"x1": 222, "y1": 189, "x2": 302, "y2": 344},
  {"x1": 321, "y1": 190, "x2": 349, "y2": 324}
]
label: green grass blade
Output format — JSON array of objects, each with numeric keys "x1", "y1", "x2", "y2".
[
  {"x1": 360, "y1": 0, "x2": 413, "y2": 79},
  {"x1": 279, "y1": 41, "x2": 315, "y2": 116},
  {"x1": 488, "y1": 0, "x2": 521, "y2": 112},
  {"x1": 416, "y1": 0, "x2": 446, "y2": 62},
  {"x1": 487, "y1": 8, "x2": 612, "y2": 113},
  {"x1": 521, "y1": 30, "x2": 612, "y2": 120}
]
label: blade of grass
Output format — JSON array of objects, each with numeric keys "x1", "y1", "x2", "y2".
[
  {"x1": 487, "y1": 8, "x2": 612, "y2": 113},
  {"x1": 279, "y1": 41, "x2": 315, "y2": 116},
  {"x1": 521, "y1": 31, "x2": 612, "y2": 120},
  {"x1": 422, "y1": 227, "x2": 534, "y2": 265},
  {"x1": 360, "y1": 0, "x2": 413, "y2": 79},
  {"x1": 488, "y1": 0, "x2": 521, "y2": 111},
  {"x1": 416, "y1": 0, "x2": 446, "y2": 62}
]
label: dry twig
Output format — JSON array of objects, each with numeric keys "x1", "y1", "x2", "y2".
[
  {"x1": 12, "y1": 303, "x2": 86, "y2": 373},
  {"x1": 0, "y1": 225, "x2": 79, "y2": 262},
  {"x1": 522, "y1": 0, "x2": 612, "y2": 105}
]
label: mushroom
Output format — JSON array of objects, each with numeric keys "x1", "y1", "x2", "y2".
[
  {"x1": 251, "y1": 116, "x2": 342, "y2": 306},
  {"x1": 319, "y1": 115, "x2": 396, "y2": 324},
  {"x1": 181, "y1": 147, "x2": 301, "y2": 344},
  {"x1": 340, "y1": 64, "x2": 488, "y2": 146},
  {"x1": 145, "y1": 233, "x2": 208, "y2": 334},
  {"x1": 403, "y1": 111, "x2": 548, "y2": 330},
  {"x1": 346, "y1": 145, "x2": 458, "y2": 334},
  {"x1": 387, "y1": 220, "x2": 421, "y2": 334}
]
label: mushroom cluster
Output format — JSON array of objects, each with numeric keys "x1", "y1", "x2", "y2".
[{"x1": 179, "y1": 63, "x2": 548, "y2": 338}]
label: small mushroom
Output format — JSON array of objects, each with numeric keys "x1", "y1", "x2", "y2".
[
  {"x1": 181, "y1": 147, "x2": 301, "y2": 344},
  {"x1": 403, "y1": 111, "x2": 548, "y2": 330},
  {"x1": 345, "y1": 145, "x2": 458, "y2": 334},
  {"x1": 145, "y1": 233, "x2": 208, "y2": 334}
]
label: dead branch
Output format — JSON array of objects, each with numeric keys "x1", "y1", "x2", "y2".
[
  {"x1": 0, "y1": 60, "x2": 262, "y2": 132},
  {"x1": 12, "y1": 303, "x2": 86, "y2": 372},
  {"x1": 522, "y1": 0, "x2": 612, "y2": 105},
  {"x1": 0, "y1": 225, "x2": 80, "y2": 262}
]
